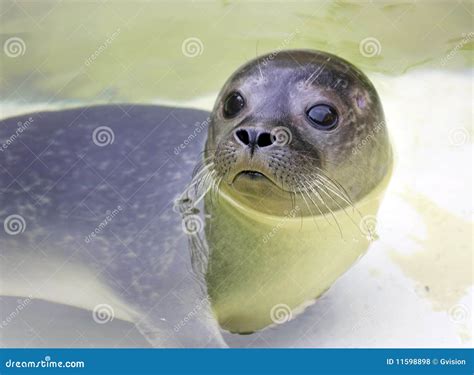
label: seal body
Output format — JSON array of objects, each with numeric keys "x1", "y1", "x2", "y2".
[
  {"x1": 0, "y1": 105, "x2": 226, "y2": 347},
  {"x1": 0, "y1": 49, "x2": 393, "y2": 343},
  {"x1": 203, "y1": 50, "x2": 392, "y2": 333}
]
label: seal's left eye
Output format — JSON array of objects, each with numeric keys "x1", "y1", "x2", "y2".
[
  {"x1": 223, "y1": 92, "x2": 245, "y2": 118},
  {"x1": 306, "y1": 104, "x2": 338, "y2": 130}
]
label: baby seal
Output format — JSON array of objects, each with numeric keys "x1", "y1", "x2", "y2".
[
  {"x1": 0, "y1": 49, "x2": 391, "y2": 346},
  {"x1": 197, "y1": 50, "x2": 392, "y2": 333}
]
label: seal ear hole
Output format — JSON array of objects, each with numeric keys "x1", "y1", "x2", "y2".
[
  {"x1": 356, "y1": 96, "x2": 366, "y2": 109},
  {"x1": 223, "y1": 92, "x2": 245, "y2": 118},
  {"x1": 306, "y1": 104, "x2": 338, "y2": 130}
]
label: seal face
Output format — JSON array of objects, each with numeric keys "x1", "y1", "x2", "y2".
[
  {"x1": 203, "y1": 50, "x2": 393, "y2": 333},
  {"x1": 205, "y1": 49, "x2": 391, "y2": 217}
]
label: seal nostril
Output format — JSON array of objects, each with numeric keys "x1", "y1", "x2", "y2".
[
  {"x1": 257, "y1": 132, "x2": 273, "y2": 147},
  {"x1": 235, "y1": 128, "x2": 273, "y2": 148},
  {"x1": 235, "y1": 129, "x2": 250, "y2": 145}
]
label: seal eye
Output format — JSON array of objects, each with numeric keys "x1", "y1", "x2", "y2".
[
  {"x1": 306, "y1": 104, "x2": 338, "y2": 130},
  {"x1": 223, "y1": 92, "x2": 245, "y2": 118}
]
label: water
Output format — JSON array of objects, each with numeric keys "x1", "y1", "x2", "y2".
[
  {"x1": 0, "y1": 1, "x2": 472, "y2": 111},
  {"x1": 0, "y1": 0, "x2": 472, "y2": 347}
]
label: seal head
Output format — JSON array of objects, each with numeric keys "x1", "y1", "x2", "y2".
[{"x1": 205, "y1": 49, "x2": 391, "y2": 216}]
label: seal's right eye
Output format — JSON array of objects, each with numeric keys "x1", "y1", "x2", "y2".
[{"x1": 223, "y1": 92, "x2": 245, "y2": 118}]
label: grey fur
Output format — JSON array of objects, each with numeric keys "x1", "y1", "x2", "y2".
[{"x1": 0, "y1": 104, "x2": 226, "y2": 347}]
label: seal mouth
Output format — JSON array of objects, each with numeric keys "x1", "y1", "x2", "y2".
[
  {"x1": 230, "y1": 169, "x2": 287, "y2": 199},
  {"x1": 235, "y1": 170, "x2": 268, "y2": 180},
  {"x1": 232, "y1": 170, "x2": 279, "y2": 187}
]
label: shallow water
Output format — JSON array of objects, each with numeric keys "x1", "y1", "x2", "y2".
[
  {"x1": 0, "y1": 0, "x2": 472, "y2": 109},
  {"x1": 0, "y1": 1, "x2": 472, "y2": 347}
]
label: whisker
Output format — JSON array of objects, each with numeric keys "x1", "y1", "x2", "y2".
[
  {"x1": 297, "y1": 189, "x2": 313, "y2": 230},
  {"x1": 298, "y1": 182, "x2": 322, "y2": 232},
  {"x1": 296, "y1": 162, "x2": 356, "y2": 212},
  {"x1": 299, "y1": 175, "x2": 343, "y2": 237},
  {"x1": 299, "y1": 176, "x2": 333, "y2": 229},
  {"x1": 313, "y1": 170, "x2": 354, "y2": 208},
  {"x1": 310, "y1": 177, "x2": 361, "y2": 229}
]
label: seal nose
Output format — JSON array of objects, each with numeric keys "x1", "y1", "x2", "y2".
[{"x1": 234, "y1": 128, "x2": 274, "y2": 148}]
